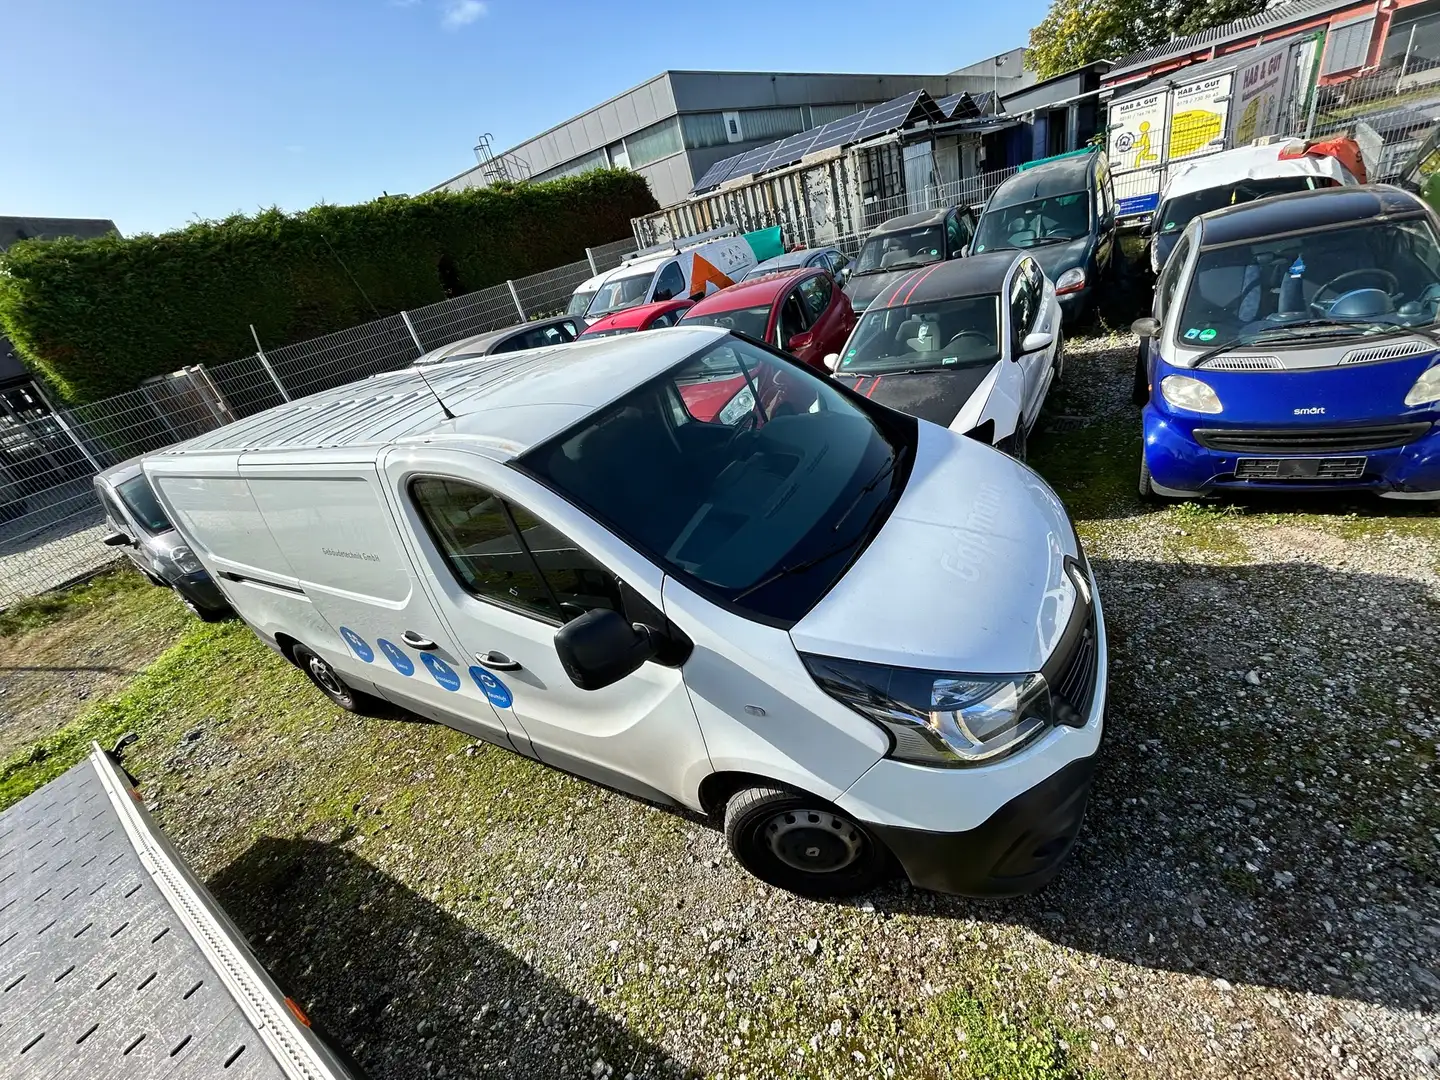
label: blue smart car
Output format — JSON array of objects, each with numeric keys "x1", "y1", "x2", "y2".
[{"x1": 1133, "y1": 185, "x2": 1440, "y2": 501}]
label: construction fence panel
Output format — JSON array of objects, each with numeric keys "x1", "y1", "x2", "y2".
[
  {"x1": 265, "y1": 314, "x2": 419, "y2": 400},
  {"x1": 207, "y1": 354, "x2": 289, "y2": 419},
  {"x1": 588, "y1": 238, "x2": 637, "y2": 273},
  {"x1": 407, "y1": 285, "x2": 519, "y2": 352},
  {"x1": 514, "y1": 259, "x2": 592, "y2": 318}
]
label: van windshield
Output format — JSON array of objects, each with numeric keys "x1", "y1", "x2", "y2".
[
  {"x1": 587, "y1": 272, "x2": 654, "y2": 317},
  {"x1": 566, "y1": 290, "x2": 597, "y2": 317},
  {"x1": 974, "y1": 193, "x2": 1089, "y2": 252},
  {"x1": 519, "y1": 336, "x2": 912, "y2": 624},
  {"x1": 117, "y1": 475, "x2": 171, "y2": 534}
]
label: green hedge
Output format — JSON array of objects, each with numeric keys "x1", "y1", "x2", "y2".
[{"x1": 0, "y1": 170, "x2": 656, "y2": 404}]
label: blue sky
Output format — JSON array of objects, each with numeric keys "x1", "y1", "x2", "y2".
[{"x1": 1, "y1": 0, "x2": 1048, "y2": 236}]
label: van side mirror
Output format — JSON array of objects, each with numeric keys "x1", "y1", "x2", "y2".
[
  {"x1": 823, "y1": 352, "x2": 841, "y2": 372},
  {"x1": 1132, "y1": 317, "x2": 1160, "y2": 340},
  {"x1": 554, "y1": 608, "x2": 657, "y2": 691},
  {"x1": 102, "y1": 529, "x2": 133, "y2": 548},
  {"x1": 1020, "y1": 330, "x2": 1055, "y2": 355}
]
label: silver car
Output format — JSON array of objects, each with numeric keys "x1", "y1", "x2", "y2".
[{"x1": 94, "y1": 458, "x2": 229, "y2": 619}]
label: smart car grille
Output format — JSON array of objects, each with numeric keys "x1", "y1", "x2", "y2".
[
  {"x1": 1197, "y1": 354, "x2": 1282, "y2": 371},
  {"x1": 1053, "y1": 609, "x2": 1099, "y2": 721},
  {"x1": 1340, "y1": 339, "x2": 1435, "y2": 366},
  {"x1": 1193, "y1": 423, "x2": 1432, "y2": 454},
  {"x1": 1234, "y1": 457, "x2": 1368, "y2": 480}
]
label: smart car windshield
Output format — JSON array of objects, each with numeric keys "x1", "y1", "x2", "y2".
[
  {"x1": 117, "y1": 475, "x2": 171, "y2": 534},
  {"x1": 681, "y1": 304, "x2": 772, "y2": 340},
  {"x1": 519, "y1": 336, "x2": 911, "y2": 624},
  {"x1": 1176, "y1": 216, "x2": 1440, "y2": 350},
  {"x1": 974, "y1": 193, "x2": 1089, "y2": 253},
  {"x1": 855, "y1": 226, "x2": 944, "y2": 274},
  {"x1": 838, "y1": 296, "x2": 1002, "y2": 374},
  {"x1": 587, "y1": 272, "x2": 654, "y2": 317},
  {"x1": 1158, "y1": 177, "x2": 1324, "y2": 236}
]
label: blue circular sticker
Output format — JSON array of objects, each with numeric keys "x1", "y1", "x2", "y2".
[
  {"x1": 338, "y1": 627, "x2": 373, "y2": 663},
  {"x1": 469, "y1": 666, "x2": 514, "y2": 708},
  {"x1": 377, "y1": 639, "x2": 414, "y2": 676},
  {"x1": 421, "y1": 653, "x2": 461, "y2": 692}
]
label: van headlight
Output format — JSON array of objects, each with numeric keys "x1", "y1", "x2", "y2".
[
  {"x1": 1160, "y1": 374, "x2": 1223, "y2": 414},
  {"x1": 1404, "y1": 364, "x2": 1440, "y2": 406},
  {"x1": 167, "y1": 545, "x2": 204, "y2": 575},
  {"x1": 1054, "y1": 267, "x2": 1086, "y2": 295},
  {"x1": 802, "y1": 656, "x2": 1054, "y2": 767}
]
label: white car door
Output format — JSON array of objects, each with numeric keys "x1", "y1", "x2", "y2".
[
  {"x1": 381, "y1": 446, "x2": 711, "y2": 809},
  {"x1": 1010, "y1": 258, "x2": 1059, "y2": 428}
]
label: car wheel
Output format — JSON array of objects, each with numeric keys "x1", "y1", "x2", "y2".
[
  {"x1": 998, "y1": 419, "x2": 1028, "y2": 462},
  {"x1": 290, "y1": 644, "x2": 391, "y2": 717},
  {"x1": 1138, "y1": 451, "x2": 1159, "y2": 502},
  {"x1": 723, "y1": 786, "x2": 889, "y2": 898},
  {"x1": 1053, "y1": 332, "x2": 1065, "y2": 382}
]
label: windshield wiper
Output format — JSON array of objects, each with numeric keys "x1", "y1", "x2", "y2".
[
  {"x1": 731, "y1": 444, "x2": 908, "y2": 602},
  {"x1": 1024, "y1": 234, "x2": 1080, "y2": 246},
  {"x1": 877, "y1": 260, "x2": 933, "y2": 273},
  {"x1": 1192, "y1": 320, "x2": 1383, "y2": 365}
]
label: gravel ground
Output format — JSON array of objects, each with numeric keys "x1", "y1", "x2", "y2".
[{"x1": 7, "y1": 332, "x2": 1439, "y2": 1079}]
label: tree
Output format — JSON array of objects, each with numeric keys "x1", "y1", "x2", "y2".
[{"x1": 1026, "y1": 0, "x2": 1267, "y2": 79}]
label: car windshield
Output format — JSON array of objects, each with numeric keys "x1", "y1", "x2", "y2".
[
  {"x1": 117, "y1": 475, "x2": 171, "y2": 534},
  {"x1": 1158, "y1": 177, "x2": 1323, "y2": 236},
  {"x1": 855, "y1": 226, "x2": 944, "y2": 274},
  {"x1": 1177, "y1": 216, "x2": 1440, "y2": 350},
  {"x1": 518, "y1": 336, "x2": 910, "y2": 623},
  {"x1": 973, "y1": 193, "x2": 1089, "y2": 253},
  {"x1": 839, "y1": 296, "x2": 1002, "y2": 374},
  {"x1": 682, "y1": 304, "x2": 772, "y2": 340},
  {"x1": 744, "y1": 258, "x2": 802, "y2": 280},
  {"x1": 587, "y1": 272, "x2": 654, "y2": 317},
  {"x1": 566, "y1": 290, "x2": 597, "y2": 317}
]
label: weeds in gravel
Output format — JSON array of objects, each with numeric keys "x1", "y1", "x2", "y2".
[{"x1": 919, "y1": 985, "x2": 1099, "y2": 1080}]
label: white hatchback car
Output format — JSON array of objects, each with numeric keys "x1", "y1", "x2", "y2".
[
  {"x1": 145, "y1": 326, "x2": 1105, "y2": 899},
  {"x1": 825, "y1": 251, "x2": 1062, "y2": 460}
]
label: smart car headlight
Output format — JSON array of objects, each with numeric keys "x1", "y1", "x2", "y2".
[
  {"x1": 1160, "y1": 374, "x2": 1223, "y2": 414},
  {"x1": 802, "y1": 656, "x2": 1054, "y2": 767},
  {"x1": 1404, "y1": 364, "x2": 1440, "y2": 406},
  {"x1": 1055, "y1": 267, "x2": 1086, "y2": 295}
]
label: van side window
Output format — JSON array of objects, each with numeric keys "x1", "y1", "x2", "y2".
[
  {"x1": 98, "y1": 490, "x2": 127, "y2": 531},
  {"x1": 411, "y1": 477, "x2": 622, "y2": 623},
  {"x1": 653, "y1": 261, "x2": 686, "y2": 302}
]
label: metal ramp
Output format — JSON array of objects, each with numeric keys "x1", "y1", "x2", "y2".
[{"x1": 0, "y1": 745, "x2": 360, "y2": 1079}]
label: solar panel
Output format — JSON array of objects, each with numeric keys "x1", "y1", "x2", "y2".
[
  {"x1": 853, "y1": 89, "x2": 924, "y2": 142},
  {"x1": 807, "y1": 111, "x2": 868, "y2": 155},
  {"x1": 730, "y1": 142, "x2": 780, "y2": 178},
  {"x1": 946, "y1": 93, "x2": 982, "y2": 121},
  {"x1": 692, "y1": 155, "x2": 741, "y2": 194},
  {"x1": 759, "y1": 129, "x2": 823, "y2": 173},
  {"x1": 934, "y1": 93, "x2": 964, "y2": 118}
]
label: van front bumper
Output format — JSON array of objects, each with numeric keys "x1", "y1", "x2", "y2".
[{"x1": 863, "y1": 753, "x2": 1097, "y2": 897}]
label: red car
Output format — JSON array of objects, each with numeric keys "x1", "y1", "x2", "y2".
[
  {"x1": 580, "y1": 298, "x2": 693, "y2": 338},
  {"x1": 679, "y1": 268, "x2": 855, "y2": 371}
]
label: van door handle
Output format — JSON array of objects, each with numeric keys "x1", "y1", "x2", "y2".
[
  {"x1": 401, "y1": 630, "x2": 438, "y2": 650},
  {"x1": 476, "y1": 650, "x2": 521, "y2": 671}
]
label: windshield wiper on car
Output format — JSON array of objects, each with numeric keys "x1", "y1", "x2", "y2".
[
  {"x1": 1024, "y1": 234, "x2": 1080, "y2": 246},
  {"x1": 732, "y1": 445, "x2": 908, "y2": 602},
  {"x1": 877, "y1": 260, "x2": 934, "y2": 272}
]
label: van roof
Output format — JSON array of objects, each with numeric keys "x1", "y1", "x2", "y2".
[{"x1": 153, "y1": 326, "x2": 728, "y2": 464}]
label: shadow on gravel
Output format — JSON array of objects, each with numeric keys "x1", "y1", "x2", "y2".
[
  {"x1": 208, "y1": 837, "x2": 697, "y2": 1080},
  {"x1": 871, "y1": 556, "x2": 1440, "y2": 1014}
]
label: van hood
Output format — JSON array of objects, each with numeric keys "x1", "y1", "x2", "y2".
[
  {"x1": 1026, "y1": 237, "x2": 1091, "y2": 282},
  {"x1": 789, "y1": 422, "x2": 1081, "y2": 674}
]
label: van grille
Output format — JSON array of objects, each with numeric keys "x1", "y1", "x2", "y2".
[
  {"x1": 1052, "y1": 610, "x2": 1099, "y2": 721},
  {"x1": 1193, "y1": 423, "x2": 1431, "y2": 454}
]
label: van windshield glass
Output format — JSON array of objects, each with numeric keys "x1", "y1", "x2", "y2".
[
  {"x1": 566, "y1": 291, "x2": 597, "y2": 317},
  {"x1": 1177, "y1": 216, "x2": 1440, "y2": 350},
  {"x1": 839, "y1": 296, "x2": 1001, "y2": 374},
  {"x1": 117, "y1": 476, "x2": 171, "y2": 534},
  {"x1": 519, "y1": 336, "x2": 911, "y2": 623},
  {"x1": 974, "y1": 193, "x2": 1089, "y2": 252},
  {"x1": 855, "y1": 226, "x2": 943, "y2": 274},
  {"x1": 587, "y1": 272, "x2": 654, "y2": 317}
]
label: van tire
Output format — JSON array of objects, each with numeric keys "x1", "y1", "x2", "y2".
[
  {"x1": 723, "y1": 786, "x2": 888, "y2": 899},
  {"x1": 291, "y1": 644, "x2": 392, "y2": 718}
]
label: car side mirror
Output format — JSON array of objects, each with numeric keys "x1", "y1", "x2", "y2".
[
  {"x1": 1132, "y1": 317, "x2": 1160, "y2": 340},
  {"x1": 1020, "y1": 330, "x2": 1055, "y2": 355},
  {"x1": 1138, "y1": 221, "x2": 1153, "y2": 238},
  {"x1": 956, "y1": 245, "x2": 969, "y2": 259},
  {"x1": 787, "y1": 331, "x2": 814, "y2": 352},
  {"x1": 838, "y1": 266, "x2": 851, "y2": 283},
  {"x1": 823, "y1": 352, "x2": 841, "y2": 372},
  {"x1": 102, "y1": 529, "x2": 133, "y2": 548},
  {"x1": 554, "y1": 608, "x2": 657, "y2": 691}
]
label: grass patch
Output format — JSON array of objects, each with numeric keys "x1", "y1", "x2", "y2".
[
  {"x1": 0, "y1": 565, "x2": 149, "y2": 638},
  {"x1": 917, "y1": 984, "x2": 1100, "y2": 1080},
  {"x1": 1162, "y1": 502, "x2": 1250, "y2": 563}
]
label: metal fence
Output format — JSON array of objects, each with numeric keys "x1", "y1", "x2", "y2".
[{"x1": 0, "y1": 236, "x2": 637, "y2": 609}]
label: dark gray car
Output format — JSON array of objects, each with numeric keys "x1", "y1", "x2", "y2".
[
  {"x1": 94, "y1": 459, "x2": 229, "y2": 619},
  {"x1": 416, "y1": 315, "x2": 584, "y2": 363},
  {"x1": 843, "y1": 206, "x2": 976, "y2": 314}
]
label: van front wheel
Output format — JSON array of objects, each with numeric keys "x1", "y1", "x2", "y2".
[
  {"x1": 291, "y1": 644, "x2": 391, "y2": 718},
  {"x1": 723, "y1": 786, "x2": 888, "y2": 898}
]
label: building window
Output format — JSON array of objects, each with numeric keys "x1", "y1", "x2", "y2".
[
  {"x1": 1322, "y1": 15, "x2": 1376, "y2": 76},
  {"x1": 531, "y1": 146, "x2": 609, "y2": 183},
  {"x1": 681, "y1": 113, "x2": 731, "y2": 150},
  {"x1": 627, "y1": 118, "x2": 684, "y2": 166}
]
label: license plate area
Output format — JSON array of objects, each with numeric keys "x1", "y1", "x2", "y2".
[{"x1": 1235, "y1": 456, "x2": 1368, "y2": 480}]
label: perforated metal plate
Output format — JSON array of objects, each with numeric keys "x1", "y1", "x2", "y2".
[{"x1": 0, "y1": 750, "x2": 358, "y2": 1079}]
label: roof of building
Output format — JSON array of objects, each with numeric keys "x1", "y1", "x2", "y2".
[
  {"x1": 1196, "y1": 184, "x2": 1426, "y2": 247},
  {"x1": 580, "y1": 298, "x2": 694, "y2": 334},
  {"x1": 1108, "y1": 0, "x2": 1352, "y2": 81},
  {"x1": 987, "y1": 152, "x2": 1098, "y2": 206},
  {"x1": 0, "y1": 216, "x2": 118, "y2": 251},
  {"x1": 415, "y1": 315, "x2": 580, "y2": 364},
  {"x1": 154, "y1": 326, "x2": 731, "y2": 463},
  {"x1": 684, "y1": 269, "x2": 810, "y2": 315},
  {"x1": 867, "y1": 250, "x2": 1018, "y2": 309}
]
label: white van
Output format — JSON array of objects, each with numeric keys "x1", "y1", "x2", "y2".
[
  {"x1": 144, "y1": 326, "x2": 1106, "y2": 899},
  {"x1": 567, "y1": 232, "x2": 758, "y2": 323}
]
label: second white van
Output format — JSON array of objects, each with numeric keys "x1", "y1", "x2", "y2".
[{"x1": 144, "y1": 326, "x2": 1106, "y2": 899}]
